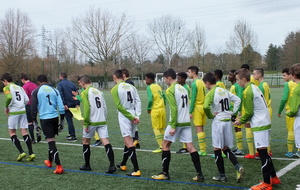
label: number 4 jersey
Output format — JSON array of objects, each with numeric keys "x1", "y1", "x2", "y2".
[{"x1": 3, "y1": 83, "x2": 29, "y2": 115}]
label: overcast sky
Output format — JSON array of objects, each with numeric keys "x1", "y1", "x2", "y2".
[{"x1": 1, "y1": 0, "x2": 300, "y2": 55}]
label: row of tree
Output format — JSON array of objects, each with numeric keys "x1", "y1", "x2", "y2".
[{"x1": 0, "y1": 8, "x2": 299, "y2": 87}]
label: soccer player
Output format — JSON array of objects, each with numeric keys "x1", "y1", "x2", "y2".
[
  {"x1": 286, "y1": 63, "x2": 300, "y2": 158},
  {"x1": 152, "y1": 69, "x2": 204, "y2": 181},
  {"x1": 31, "y1": 74, "x2": 65, "y2": 174},
  {"x1": 228, "y1": 70, "x2": 244, "y2": 155},
  {"x1": 187, "y1": 66, "x2": 207, "y2": 156},
  {"x1": 214, "y1": 69, "x2": 226, "y2": 89},
  {"x1": 234, "y1": 69, "x2": 280, "y2": 190},
  {"x1": 20, "y1": 73, "x2": 41, "y2": 143},
  {"x1": 203, "y1": 72, "x2": 244, "y2": 182},
  {"x1": 111, "y1": 69, "x2": 141, "y2": 177},
  {"x1": 241, "y1": 64, "x2": 259, "y2": 86},
  {"x1": 79, "y1": 75, "x2": 116, "y2": 173},
  {"x1": 278, "y1": 68, "x2": 297, "y2": 157},
  {"x1": 145, "y1": 72, "x2": 166, "y2": 153},
  {"x1": 1, "y1": 73, "x2": 35, "y2": 161}
]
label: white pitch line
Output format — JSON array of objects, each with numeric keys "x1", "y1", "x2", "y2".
[{"x1": 276, "y1": 159, "x2": 300, "y2": 178}]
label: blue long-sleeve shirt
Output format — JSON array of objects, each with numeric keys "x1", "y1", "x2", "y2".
[{"x1": 57, "y1": 79, "x2": 80, "y2": 108}]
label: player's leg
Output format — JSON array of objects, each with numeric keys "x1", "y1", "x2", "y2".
[
  {"x1": 20, "y1": 114, "x2": 35, "y2": 161},
  {"x1": 124, "y1": 135, "x2": 140, "y2": 176},
  {"x1": 151, "y1": 108, "x2": 165, "y2": 153},
  {"x1": 286, "y1": 116, "x2": 295, "y2": 157},
  {"x1": 8, "y1": 115, "x2": 26, "y2": 161},
  {"x1": 244, "y1": 123, "x2": 255, "y2": 159},
  {"x1": 294, "y1": 117, "x2": 300, "y2": 157},
  {"x1": 195, "y1": 107, "x2": 207, "y2": 156},
  {"x1": 65, "y1": 109, "x2": 77, "y2": 141},
  {"x1": 80, "y1": 137, "x2": 92, "y2": 171},
  {"x1": 234, "y1": 126, "x2": 244, "y2": 155},
  {"x1": 92, "y1": 132, "x2": 102, "y2": 146},
  {"x1": 26, "y1": 105, "x2": 35, "y2": 143}
]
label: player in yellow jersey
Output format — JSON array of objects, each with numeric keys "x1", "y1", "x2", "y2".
[
  {"x1": 145, "y1": 73, "x2": 166, "y2": 153},
  {"x1": 214, "y1": 69, "x2": 226, "y2": 89},
  {"x1": 187, "y1": 66, "x2": 207, "y2": 156}
]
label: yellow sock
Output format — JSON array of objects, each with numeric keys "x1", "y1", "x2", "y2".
[
  {"x1": 197, "y1": 132, "x2": 206, "y2": 153},
  {"x1": 94, "y1": 132, "x2": 100, "y2": 141},
  {"x1": 246, "y1": 128, "x2": 254, "y2": 155},
  {"x1": 287, "y1": 131, "x2": 295, "y2": 152},
  {"x1": 182, "y1": 143, "x2": 187, "y2": 149},
  {"x1": 153, "y1": 128, "x2": 164, "y2": 148},
  {"x1": 236, "y1": 131, "x2": 243, "y2": 150}
]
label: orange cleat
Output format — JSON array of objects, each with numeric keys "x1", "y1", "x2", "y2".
[
  {"x1": 53, "y1": 165, "x2": 64, "y2": 174},
  {"x1": 44, "y1": 160, "x2": 52, "y2": 168},
  {"x1": 271, "y1": 176, "x2": 281, "y2": 185},
  {"x1": 251, "y1": 181, "x2": 272, "y2": 190},
  {"x1": 244, "y1": 154, "x2": 255, "y2": 159}
]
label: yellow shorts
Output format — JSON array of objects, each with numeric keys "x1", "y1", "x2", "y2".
[
  {"x1": 192, "y1": 106, "x2": 206, "y2": 126},
  {"x1": 286, "y1": 116, "x2": 295, "y2": 131},
  {"x1": 151, "y1": 108, "x2": 166, "y2": 129}
]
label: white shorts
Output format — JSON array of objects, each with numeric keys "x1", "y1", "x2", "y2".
[
  {"x1": 253, "y1": 130, "x2": 270, "y2": 148},
  {"x1": 83, "y1": 125, "x2": 109, "y2": 139},
  {"x1": 212, "y1": 120, "x2": 234, "y2": 149},
  {"x1": 8, "y1": 114, "x2": 28, "y2": 130},
  {"x1": 163, "y1": 125, "x2": 192, "y2": 143},
  {"x1": 119, "y1": 114, "x2": 137, "y2": 137},
  {"x1": 294, "y1": 117, "x2": 300, "y2": 148}
]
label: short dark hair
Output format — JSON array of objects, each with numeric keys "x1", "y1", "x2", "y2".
[
  {"x1": 229, "y1": 69, "x2": 236, "y2": 74},
  {"x1": 122, "y1": 69, "x2": 130, "y2": 77},
  {"x1": 214, "y1": 69, "x2": 223, "y2": 79},
  {"x1": 282, "y1": 68, "x2": 290, "y2": 74},
  {"x1": 188, "y1": 66, "x2": 199, "y2": 74},
  {"x1": 79, "y1": 75, "x2": 91, "y2": 84},
  {"x1": 203, "y1": 72, "x2": 216, "y2": 84},
  {"x1": 290, "y1": 63, "x2": 300, "y2": 79},
  {"x1": 20, "y1": 73, "x2": 29, "y2": 80},
  {"x1": 114, "y1": 69, "x2": 123, "y2": 79},
  {"x1": 163, "y1": 69, "x2": 176, "y2": 79},
  {"x1": 241, "y1": 64, "x2": 250, "y2": 70},
  {"x1": 254, "y1": 67, "x2": 264, "y2": 77},
  {"x1": 177, "y1": 72, "x2": 188, "y2": 80},
  {"x1": 37, "y1": 74, "x2": 48, "y2": 83},
  {"x1": 235, "y1": 68, "x2": 250, "y2": 82},
  {"x1": 60, "y1": 73, "x2": 67, "y2": 79},
  {"x1": 145, "y1": 72, "x2": 155, "y2": 81},
  {"x1": 1, "y1": 73, "x2": 13, "y2": 82}
]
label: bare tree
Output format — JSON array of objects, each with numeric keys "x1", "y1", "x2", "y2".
[
  {"x1": 226, "y1": 18, "x2": 258, "y2": 54},
  {"x1": 0, "y1": 9, "x2": 35, "y2": 77},
  {"x1": 68, "y1": 7, "x2": 133, "y2": 86},
  {"x1": 148, "y1": 15, "x2": 189, "y2": 68}
]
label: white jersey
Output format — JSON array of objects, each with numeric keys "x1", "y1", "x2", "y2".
[{"x1": 4, "y1": 83, "x2": 29, "y2": 114}]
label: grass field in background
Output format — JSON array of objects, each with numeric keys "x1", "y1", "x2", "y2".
[{"x1": 0, "y1": 88, "x2": 299, "y2": 190}]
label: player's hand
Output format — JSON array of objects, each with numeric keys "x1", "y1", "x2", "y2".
[
  {"x1": 234, "y1": 119, "x2": 241, "y2": 126},
  {"x1": 5, "y1": 108, "x2": 9, "y2": 116},
  {"x1": 64, "y1": 105, "x2": 69, "y2": 110},
  {"x1": 73, "y1": 97, "x2": 78, "y2": 100},
  {"x1": 278, "y1": 114, "x2": 281, "y2": 118},
  {"x1": 147, "y1": 110, "x2": 151, "y2": 114},
  {"x1": 190, "y1": 114, "x2": 193, "y2": 119},
  {"x1": 213, "y1": 112, "x2": 218, "y2": 116},
  {"x1": 133, "y1": 118, "x2": 140, "y2": 124},
  {"x1": 84, "y1": 127, "x2": 89, "y2": 133},
  {"x1": 72, "y1": 91, "x2": 78, "y2": 96},
  {"x1": 169, "y1": 129, "x2": 176, "y2": 136}
]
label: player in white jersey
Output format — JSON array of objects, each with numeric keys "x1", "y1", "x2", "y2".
[
  {"x1": 111, "y1": 69, "x2": 141, "y2": 177},
  {"x1": 203, "y1": 72, "x2": 244, "y2": 182},
  {"x1": 79, "y1": 75, "x2": 116, "y2": 173},
  {"x1": 1, "y1": 73, "x2": 35, "y2": 161},
  {"x1": 152, "y1": 69, "x2": 204, "y2": 181}
]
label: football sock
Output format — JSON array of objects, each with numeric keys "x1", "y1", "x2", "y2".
[
  {"x1": 235, "y1": 131, "x2": 243, "y2": 150},
  {"x1": 133, "y1": 131, "x2": 139, "y2": 141},
  {"x1": 182, "y1": 143, "x2": 187, "y2": 149},
  {"x1": 28, "y1": 124, "x2": 35, "y2": 142},
  {"x1": 153, "y1": 128, "x2": 163, "y2": 148},
  {"x1": 223, "y1": 149, "x2": 238, "y2": 166},
  {"x1": 105, "y1": 144, "x2": 115, "y2": 167},
  {"x1": 48, "y1": 148, "x2": 53, "y2": 162},
  {"x1": 162, "y1": 150, "x2": 171, "y2": 174},
  {"x1": 48, "y1": 141, "x2": 61, "y2": 165},
  {"x1": 121, "y1": 146, "x2": 129, "y2": 166},
  {"x1": 214, "y1": 149, "x2": 225, "y2": 174},
  {"x1": 23, "y1": 135, "x2": 34, "y2": 155},
  {"x1": 258, "y1": 149, "x2": 271, "y2": 184},
  {"x1": 190, "y1": 151, "x2": 203, "y2": 175},
  {"x1": 287, "y1": 131, "x2": 294, "y2": 152},
  {"x1": 128, "y1": 147, "x2": 139, "y2": 172},
  {"x1": 94, "y1": 132, "x2": 100, "y2": 141},
  {"x1": 83, "y1": 144, "x2": 91, "y2": 166},
  {"x1": 197, "y1": 132, "x2": 206, "y2": 152},
  {"x1": 246, "y1": 128, "x2": 254, "y2": 155},
  {"x1": 11, "y1": 135, "x2": 24, "y2": 153}
]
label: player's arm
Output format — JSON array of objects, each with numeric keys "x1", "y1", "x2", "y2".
[
  {"x1": 30, "y1": 88, "x2": 39, "y2": 121},
  {"x1": 203, "y1": 90, "x2": 214, "y2": 119},
  {"x1": 133, "y1": 87, "x2": 142, "y2": 119},
  {"x1": 57, "y1": 83, "x2": 66, "y2": 105},
  {"x1": 3, "y1": 86, "x2": 12, "y2": 108},
  {"x1": 228, "y1": 90, "x2": 241, "y2": 115},
  {"x1": 111, "y1": 86, "x2": 135, "y2": 120},
  {"x1": 146, "y1": 85, "x2": 153, "y2": 112},
  {"x1": 189, "y1": 82, "x2": 198, "y2": 114},
  {"x1": 21, "y1": 87, "x2": 29, "y2": 105},
  {"x1": 56, "y1": 89, "x2": 65, "y2": 116},
  {"x1": 102, "y1": 93, "x2": 108, "y2": 120},
  {"x1": 239, "y1": 89, "x2": 254, "y2": 124},
  {"x1": 286, "y1": 88, "x2": 300, "y2": 117},
  {"x1": 166, "y1": 87, "x2": 177, "y2": 129},
  {"x1": 278, "y1": 82, "x2": 289, "y2": 115},
  {"x1": 81, "y1": 89, "x2": 90, "y2": 128}
]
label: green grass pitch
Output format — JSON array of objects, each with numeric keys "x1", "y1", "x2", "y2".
[{"x1": 0, "y1": 88, "x2": 299, "y2": 190}]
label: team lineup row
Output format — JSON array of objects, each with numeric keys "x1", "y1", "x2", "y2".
[{"x1": 2, "y1": 63, "x2": 300, "y2": 190}]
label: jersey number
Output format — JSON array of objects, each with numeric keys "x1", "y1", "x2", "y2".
[
  {"x1": 181, "y1": 95, "x2": 188, "y2": 108},
  {"x1": 15, "y1": 92, "x2": 21, "y2": 101},
  {"x1": 46, "y1": 94, "x2": 52, "y2": 105},
  {"x1": 219, "y1": 98, "x2": 229, "y2": 111},
  {"x1": 127, "y1": 91, "x2": 133, "y2": 103},
  {"x1": 95, "y1": 97, "x2": 101, "y2": 108}
]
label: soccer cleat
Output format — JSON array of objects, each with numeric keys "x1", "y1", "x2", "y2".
[
  {"x1": 244, "y1": 154, "x2": 255, "y2": 159},
  {"x1": 27, "y1": 154, "x2": 36, "y2": 161},
  {"x1": 116, "y1": 163, "x2": 127, "y2": 171},
  {"x1": 53, "y1": 165, "x2": 64, "y2": 174},
  {"x1": 127, "y1": 170, "x2": 141, "y2": 177},
  {"x1": 251, "y1": 181, "x2": 272, "y2": 190},
  {"x1": 268, "y1": 151, "x2": 273, "y2": 157},
  {"x1": 106, "y1": 165, "x2": 117, "y2": 174},
  {"x1": 212, "y1": 153, "x2": 226, "y2": 158},
  {"x1": 235, "y1": 165, "x2": 244, "y2": 183},
  {"x1": 271, "y1": 176, "x2": 281, "y2": 185},
  {"x1": 193, "y1": 174, "x2": 204, "y2": 182},
  {"x1": 152, "y1": 148, "x2": 162, "y2": 153},
  {"x1": 295, "y1": 151, "x2": 300, "y2": 158},
  {"x1": 66, "y1": 137, "x2": 77, "y2": 142},
  {"x1": 198, "y1": 151, "x2": 207, "y2": 156},
  {"x1": 232, "y1": 148, "x2": 238, "y2": 153},
  {"x1": 176, "y1": 148, "x2": 188, "y2": 154},
  {"x1": 213, "y1": 175, "x2": 227, "y2": 182},
  {"x1": 17, "y1": 152, "x2": 26, "y2": 161},
  {"x1": 79, "y1": 164, "x2": 91, "y2": 171},
  {"x1": 234, "y1": 149, "x2": 244, "y2": 155},
  {"x1": 92, "y1": 140, "x2": 102, "y2": 147},
  {"x1": 285, "y1": 152, "x2": 294, "y2": 158},
  {"x1": 151, "y1": 172, "x2": 170, "y2": 180},
  {"x1": 44, "y1": 160, "x2": 52, "y2": 168}
]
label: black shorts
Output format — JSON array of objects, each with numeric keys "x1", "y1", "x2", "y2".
[
  {"x1": 25, "y1": 105, "x2": 33, "y2": 123},
  {"x1": 40, "y1": 117, "x2": 59, "y2": 139}
]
